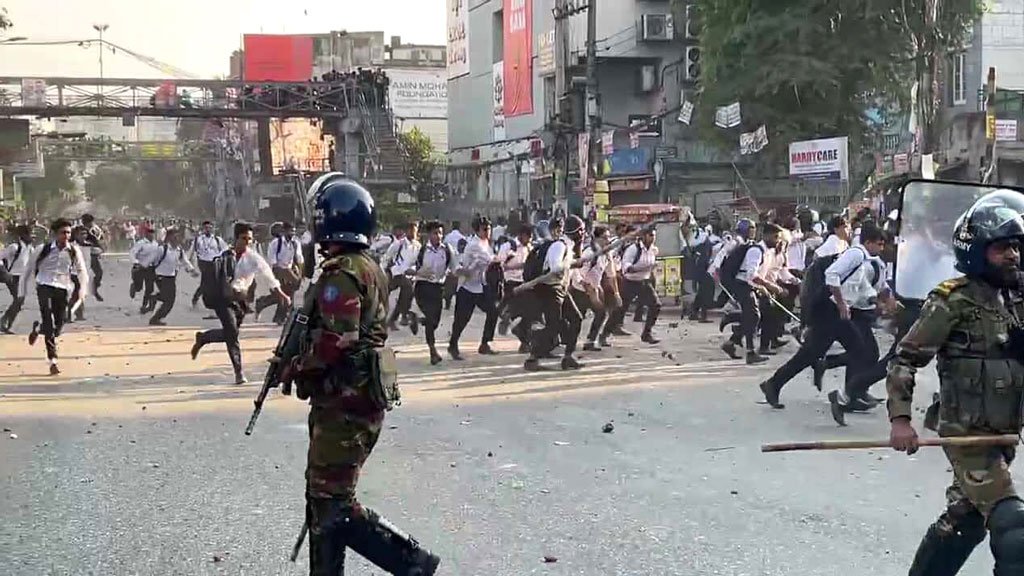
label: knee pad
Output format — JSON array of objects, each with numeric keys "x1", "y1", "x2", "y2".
[{"x1": 990, "y1": 498, "x2": 1024, "y2": 564}]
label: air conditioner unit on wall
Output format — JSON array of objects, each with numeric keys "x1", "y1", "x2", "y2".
[{"x1": 641, "y1": 14, "x2": 674, "y2": 42}]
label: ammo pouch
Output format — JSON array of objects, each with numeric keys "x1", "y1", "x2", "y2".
[
  {"x1": 366, "y1": 347, "x2": 400, "y2": 411},
  {"x1": 295, "y1": 347, "x2": 400, "y2": 411}
]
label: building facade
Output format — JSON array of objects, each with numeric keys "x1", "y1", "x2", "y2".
[
  {"x1": 446, "y1": 0, "x2": 688, "y2": 217},
  {"x1": 386, "y1": 37, "x2": 448, "y2": 154}
]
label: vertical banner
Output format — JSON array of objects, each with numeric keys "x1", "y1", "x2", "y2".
[
  {"x1": 578, "y1": 132, "x2": 591, "y2": 179},
  {"x1": 629, "y1": 132, "x2": 640, "y2": 149},
  {"x1": 447, "y1": 0, "x2": 470, "y2": 79},
  {"x1": 503, "y1": 0, "x2": 533, "y2": 116},
  {"x1": 493, "y1": 62, "x2": 506, "y2": 140},
  {"x1": 602, "y1": 130, "x2": 615, "y2": 155},
  {"x1": 537, "y1": 30, "x2": 556, "y2": 76}
]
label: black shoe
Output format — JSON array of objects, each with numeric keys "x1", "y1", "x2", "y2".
[
  {"x1": 757, "y1": 347, "x2": 777, "y2": 356},
  {"x1": 641, "y1": 333, "x2": 661, "y2": 345},
  {"x1": 235, "y1": 373, "x2": 249, "y2": 386},
  {"x1": 478, "y1": 343, "x2": 499, "y2": 355},
  {"x1": 633, "y1": 312, "x2": 645, "y2": 323},
  {"x1": 746, "y1": 351, "x2": 769, "y2": 365},
  {"x1": 49, "y1": 363, "x2": 60, "y2": 376},
  {"x1": 28, "y1": 321, "x2": 40, "y2": 346},
  {"x1": 448, "y1": 345, "x2": 464, "y2": 361},
  {"x1": 721, "y1": 341, "x2": 741, "y2": 360},
  {"x1": 524, "y1": 358, "x2": 543, "y2": 371},
  {"x1": 582, "y1": 341, "x2": 601, "y2": 352},
  {"x1": 719, "y1": 315, "x2": 731, "y2": 333},
  {"x1": 847, "y1": 396, "x2": 880, "y2": 413},
  {"x1": 561, "y1": 356, "x2": 583, "y2": 370},
  {"x1": 149, "y1": 319, "x2": 167, "y2": 326},
  {"x1": 498, "y1": 319, "x2": 510, "y2": 336},
  {"x1": 94, "y1": 290, "x2": 104, "y2": 302},
  {"x1": 759, "y1": 380, "x2": 784, "y2": 409},
  {"x1": 429, "y1": 348, "x2": 442, "y2": 365},
  {"x1": 190, "y1": 332, "x2": 202, "y2": 360},
  {"x1": 828, "y1": 390, "x2": 848, "y2": 426},
  {"x1": 812, "y1": 358, "x2": 826, "y2": 392},
  {"x1": 409, "y1": 315, "x2": 420, "y2": 336},
  {"x1": 387, "y1": 320, "x2": 400, "y2": 332},
  {"x1": 598, "y1": 335, "x2": 612, "y2": 348},
  {"x1": 399, "y1": 314, "x2": 410, "y2": 326},
  {"x1": 0, "y1": 326, "x2": 12, "y2": 335},
  {"x1": 612, "y1": 327, "x2": 632, "y2": 337},
  {"x1": 517, "y1": 342, "x2": 531, "y2": 354},
  {"x1": 770, "y1": 338, "x2": 789, "y2": 350}
]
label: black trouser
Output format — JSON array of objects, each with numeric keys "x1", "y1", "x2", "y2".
[
  {"x1": 727, "y1": 283, "x2": 760, "y2": 350},
  {"x1": 844, "y1": 301, "x2": 923, "y2": 396},
  {"x1": 151, "y1": 276, "x2": 177, "y2": 322},
  {"x1": 413, "y1": 281, "x2": 443, "y2": 348},
  {"x1": 139, "y1": 267, "x2": 157, "y2": 311},
  {"x1": 442, "y1": 275, "x2": 458, "y2": 309},
  {"x1": 531, "y1": 283, "x2": 566, "y2": 358},
  {"x1": 691, "y1": 272, "x2": 715, "y2": 317},
  {"x1": 605, "y1": 278, "x2": 660, "y2": 337},
  {"x1": 563, "y1": 288, "x2": 588, "y2": 356},
  {"x1": 192, "y1": 260, "x2": 216, "y2": 306},
  {"x1": 90, "y1": 254, "x2": 103, "y2": 295},
  {"x1": 820, "y1": 309, "x2": 881, "y2": 399},
  {"x1": 587, "y1": 290, "x2": 614, "y2": 342},
  {"x1": 758, "y1": 285, "x2": 797, "y2": 348},
  {"x1": 764, "y1": 304, "x2": 868, "y2": 395},
  {"x1": 37, "y1": 284, "x2": 68, "y2": 360},
  {"x1": 449, "y1": 288, "x2": 498, "y2": 348},
  {"x1": 255, "y1": 268, "x2": 299, "y2": 323},
  {"x1": 196, "y1": 303, "x2": 245, "y2": 376},
  {"x1": 498, "y1": 280, "x2": 524, "y2": 322},
  {"x1": 68, "y1": 276, "x2": 84, "y2": 320},
  {"x1": 2, "y1": 275, "x2": 24, "y2": 328},
  {"x1": 387, "y1": 275, "x2": 414, "y2": 323}
]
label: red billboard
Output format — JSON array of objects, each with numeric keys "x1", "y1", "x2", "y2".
[
  {"x1": 243, "y1": 35, "x2": 314, "y2": 82},
  {"x1": 503, "y1": 0, "x2": 533, "y2": 116}
]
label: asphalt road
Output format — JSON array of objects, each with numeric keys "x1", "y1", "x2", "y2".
[{"x1": 0, "y1": 257, "x2": 998, "y2": 575}]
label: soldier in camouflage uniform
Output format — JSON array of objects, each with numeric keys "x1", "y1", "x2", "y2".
[
  {"x1": 292, "y1": 173, "x2": 440, "y2": 576},
  {"x1": 887, "y1": 190, "x2": 1024, "y2": 576}
]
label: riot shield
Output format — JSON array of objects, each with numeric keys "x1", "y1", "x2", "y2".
[{"x1": 895, "y1": 179, "x2": 1020, "y2": 301}]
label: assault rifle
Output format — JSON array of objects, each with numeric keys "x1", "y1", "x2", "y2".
[{"x1": 244, "y1": 303, "x2": 312, "y2": 436}]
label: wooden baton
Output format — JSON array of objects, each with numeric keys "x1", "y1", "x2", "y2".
[{"x1": 761, "y1": 434, "x2": 1020, "y2": 453}]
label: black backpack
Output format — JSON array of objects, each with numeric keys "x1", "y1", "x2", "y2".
[
  {"x1": 202, "y1": 249, "x2": 237, "y2": 309},
  {"x1": 523, "y1": 239, "x2": 556, "y2": 282},
  {"x1": 416, "y1": 242, "x2": 452, "y2": 269},
  {"x1": 798, "y1": 247, "x2": 881, "y2": 323},
  {"x1": 719, "y1": 243, "x2": 762, "y2": 287},
  {"x1": 34, "y1": 242, "x2": 80, "y2": 276}
]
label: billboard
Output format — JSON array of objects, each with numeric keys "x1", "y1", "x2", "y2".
[
  {"x1": 243, "y1": 34, "x2": 314, "y2": 82},
  {"x1": 503, "y1": 0, "x2": 533, "y2": 116},
  {"x1": 788, "y1": 136, "x2": 849, "y2": 181},
  {"x1": 387, "y1": 69, "x2": 448, "y2": 119},
  {"x1": 447, "y1": 0, "x2": 470, "y2": 79},
  {"x1": 537, "y1": 30, "x2": 555, "y2": 77},
  {"x1": 270, "y1": 119, "x2": 334, "y2": 174}
]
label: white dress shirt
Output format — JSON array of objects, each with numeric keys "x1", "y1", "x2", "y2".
[
  {"x1": 458, "y1": 236, "x2": 493, "y2": 293},
  {"x1": 444, "y1": 230, "x2": 466, "y2": 250},
  {"x1": 574, "y1": 244, "x2": 609, "y2": 292},
  {"x1": 814, "y1": 235, "x2": 849, "y2": 258},
  {"x1": 1, "y1": 240, "x2": 31, "y2": 277},
  {"x1": 786, "y1": 231, "x2": 808, "y2": 272},
  {"x1": 414, "y1": 242, "x2": 454, "y2": 284},
  {"x1": 708, "y1": 237, "x2": 738, "y2": 277},
  {"x1": 621, "y1": 242, "x2": 659, "y2": 282},
  {"x1": 230, "y1": 248, "x2": 281, "y2": 293},
  {"x1": 22, "y1": 241, "x2": 89, "y2": 295},
  {"x1": 386, "y1": 237, "x2": 420, "y2": 277},
  {"x1": 758, "y1": 247, "x2": 797, "y2": 284},
  {"x1": 734, "y1": 242, "x2": 767, "y2": 286},
  {"x1": 134, "y1": 240, "x2": 165, "y2": 268},
  {"x1": 268, "y1": 235, "x2": 304, "y2": 269},
  {"x1": 497, "y1": 240, "x2": 530, "y2": 283},
  {"x1": 825, "y1": 245, "x2": 886, "y2": 310},
  {"x1": 542, "y1": 237, "x2": 575, "y2": 287},
  {"x1": 192, "y1": 233, "x2": 228, "y2": 263},
  {"x1": 153, "y1": 244, "x2": 196, "y2": 278},
  {"x1": 130, "y1": 238, "x2": 158, "y2": 265}
]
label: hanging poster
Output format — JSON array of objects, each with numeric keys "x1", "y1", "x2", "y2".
[
  {"x1": 493, "y1": 62, "x2": 506, "y2": 140},
  {"x1": 503, "y1": 0, "x2": 533, "y2": 116},
  {"x1": 740, "y1": 125, "x2": 768, "y2": 155},
  {"x1": 678, "y1": 98, "x2": 694, "y2": 125},
  {"x1": 602, "y1": 130, "x2": 615, "y2": 155},
  {"x1": 447, "y1": 0, "x2": 470, "y2": 79},
  {"x1": 578, "y1": 132, "x2": 590, "y2": 178},
  {"x1": 714, "y1": 102, "x2": 741, "y2": 128}
]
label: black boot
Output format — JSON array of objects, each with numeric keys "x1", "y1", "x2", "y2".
[
  {"x1": 308, "y1": 499, "x2": 349, "y2": 576},
  {"x1": 345, "y1": 506, "x2": 441, "y2": 576},
  {"x1": 907, "y1": 512, "x2": 985, "y2": 576}
]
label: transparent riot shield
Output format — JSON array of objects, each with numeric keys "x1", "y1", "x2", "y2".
[{"x1": 895, "y1": 180, "x2": 1017, "y2": 301}]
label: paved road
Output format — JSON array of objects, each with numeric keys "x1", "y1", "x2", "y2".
[{"x1": 0, "y1": 258, "x2": 998, "y2": 575}]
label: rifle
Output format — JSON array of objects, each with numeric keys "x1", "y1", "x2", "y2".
[
  {"x1": 761, "y1": 434, "x2": 1019, "y2": 453},
  {"x1": 244, "y1": 301, "x2": 313, "y2": 436}
]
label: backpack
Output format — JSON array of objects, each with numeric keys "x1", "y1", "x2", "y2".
[
  {"x1": 798, "y1": 247, "x2": 881, "y2": 323},
  {"x1": 416, "y1": 242, "x2": 452, "y2": 269},
  {"x1": 718, "y1": 243, "x2": 762, "y2": 288},
  {"x1": 523, "y1": 239, "x2": 556, "y2": 282},
  {"x1": 34, "y1": 242, "x2": 80, "y2": 276},
  {"x1": 202, "y1": 249, "x2": 237, "y2": 309}
]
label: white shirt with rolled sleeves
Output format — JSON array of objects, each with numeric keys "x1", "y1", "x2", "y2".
[
  {"x1": 1, "y1": 240, "x2": 32, "y2": 277},
  {"x1": 191, "y1": 233, "x2": 228, "y2": 263},
  {"x1": 814, "y1": 235, "x2": 849, "y2": 259},
  {"x1": 21, "y1": 241, "x2": 89, "y2": 297},
  {"x1": 458, "y1": 236, "x2": 493, "y2": 294},
  {"x1": 268, "y1": 235, "x2": 304, "y2": 269},
  {"x1": 573, "y1": 244, "x2": 609, "y2": 292},
  {"x1": 497, "y1": 240, "x2": 529, "y2": 283},
  {"x1": 786, "y1": 231, "x2": 808, "y2": 272},
  {"x1": 386, "y1": 238, "x2": 420, "y2": 277},
  {"x1": 825, "y1": 245, "x2": 886, "y2": 310},
  {"x1": 229, "y1": 249, "x2": 280, "y2": 294},
  {"x1": 152, "y1": 245, "x2": 196, "y2": 278},
  {"x1": 758, "y1": 247, "x2": 797, "y2": 285},
  {"x1": 542, "y1": 237, "x2": 574, "y2": 287},
  {"x1": 414, "y1": 243, "x2": 455, "y2": 284},
  {"x1": 734, "y1": 241, "x2": 767, "y2": 286},
  {"x1": 621, "y1": 242, "x2": 658, "y2": 282}
]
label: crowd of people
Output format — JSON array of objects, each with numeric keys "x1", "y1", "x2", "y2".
[{"x1": 238, "y1": 68, "x2": 390, "y2": 112}]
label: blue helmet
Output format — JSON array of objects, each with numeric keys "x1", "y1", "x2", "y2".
[
  {"x1": 735, "y1": 218, "x2": 754, "y2": 239},
  {"x1": 308, "y1": 172, "x2": 377, "y2": 248},
  {"x1": 953, "y1": 190, "x2": 1024, "y2": 277}
]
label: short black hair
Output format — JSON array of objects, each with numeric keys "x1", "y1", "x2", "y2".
[
  {"x1": 762, "y1": 223, "x2": 785, "y2": 236},
  {"x1": 592, "y1": 226, "x2": 609, "y2": 239},
  {"x1": 81, "y1": 213, "x2": 95, "y2": 224},
  {"x1": 233, "y1": 222, "x2": 253, "y2": 238},
  {"x1": 282, "y1": 221, "x2": 294, "y2": 230},
  {"x1": 517, "y1": 223, "x2": 534, "y2": 236},
  {"x1": 51, "y1": 218, "x2": 73, "y2": 232},
  {"x1": 14, "y1": 224, "x2": 31, "y2": 236},
  {"x1": 424, "y1": 220, "x2": 444, "y2": 233},
  {"x1": 202, "y1": 220, "x2": 213, "y2": 226},
  {"x1": 860, "y1": 223, "x2": 886, "y2": 245},
  {"x1": 472, "y1": 216, "x2": 492, "y2": 232},
  {"x1": 829, "y1": 215, "x2": 848, "y2": 232}
]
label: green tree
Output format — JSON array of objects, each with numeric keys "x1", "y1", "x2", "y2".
[
  {"x1": 397, "y1": 127, "x2": 437, "y2": 193},
  {"x1": 86, "y1": 162, "x2": 140, "y2": 210},
  {"x1": 690, "y1": 0, "x2": 983, "y2": 167},
  {"x1": 20, "y1": 159, "x2": 74, "y2": 213}
]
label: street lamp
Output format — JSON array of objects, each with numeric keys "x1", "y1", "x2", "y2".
[{"x1": 92, "y1": 24, "x2": 109, "y2": 106}]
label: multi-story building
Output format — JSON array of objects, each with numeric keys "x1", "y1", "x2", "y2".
[
  {"x1": 385, "y1": 37, "x2": 448, "y2": 154},
  {"x1": 446, "y1": 0, "x2": 690, "y2": 217}
]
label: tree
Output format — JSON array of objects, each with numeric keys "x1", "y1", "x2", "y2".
[
  {"x1": 690, "y1": 0, "x2": 983, "y2": 169},
  {"x1": 397, "y1": 127, "x2": 437, "y2": 194},
  {"x1": 86, "y1": 162, "x2": 140, "y2": 210},
  {"x1": 20, "y1": 159, "x2": 75, "y2": 214}
]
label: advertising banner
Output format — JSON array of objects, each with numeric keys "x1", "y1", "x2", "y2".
[
  {"x1": 537, "y1": 30, "x2": 556, "y2": 77},
  {"x1": 447, "y1": 0, "x2": 470, "y2": 79},
  {"x1": 387, "y1": 69, "x2": 448, "y2": 119},
  {"x1": 243, "y1": 35, "x2": 314, "y2": 82},
  {"x1": 503, "y1": 0, "x2": 534, "y2": 116},
  {"x1": 788, "y1": 136, "x2": 850, "y2": 181},
  {"x1": 493, "y1": 62, "x2": 506, "y2": 140},
  {"x1": 996, "y1": 119, "x2": 1018, "y2": 142}
]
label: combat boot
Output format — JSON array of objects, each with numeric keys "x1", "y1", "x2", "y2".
[
  {"x1": 907, "y1": 510, "x2": 985, "y2": 576},
  {"x1": 308, "y1": 499, "x2": 349, "y2": 576},
  {"x1": 345, "y1": 506, "x2": 441, "y2": 576}
]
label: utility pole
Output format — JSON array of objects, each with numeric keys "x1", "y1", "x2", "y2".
[
  {"x1": 983, "y1": 66, "x2": 998, "y2": 183},
  {"x1": 585, "y1": 0, "x2": 600, "y2": 215},
  {"x1": 92, "y1": 23, "x2": 109, "y2": 106}
]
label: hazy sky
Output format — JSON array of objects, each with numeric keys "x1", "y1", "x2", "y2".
[{"x1": 0, "y1": 0, "x2": 446, "y2": 78}]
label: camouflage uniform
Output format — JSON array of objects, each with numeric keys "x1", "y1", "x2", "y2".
[{"x1": 888, "y1": 275, "x2": 1024, "y2": 574}]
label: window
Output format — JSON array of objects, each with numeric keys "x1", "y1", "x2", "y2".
[
  {"x1": 493, "y1": 10, "x2": 504, "y2": 64},
  {"x1": 951, "y1": 52, "x2": 967, "y2": 105}
]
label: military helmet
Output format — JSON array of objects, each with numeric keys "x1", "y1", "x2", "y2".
[
  {"x1": 953, "y1": 189, "x2": 1024, "y2": 277},
  {"x1": 735, "y1": 218, "x2": 754, "y2": 239},
  {"x1": 308, "y1": 172, "x2": 377, "y2": 248}
]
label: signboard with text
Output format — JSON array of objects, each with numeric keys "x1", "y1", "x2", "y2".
[
  {"x1": 503, "y1": 0, "x2": 533, "y2": 116},
  {"x1": 788, "y1": 136, "x2": 849, "y2": 181},
  {"x1": 387, "y1": 69, "x2": 448, "y2": 119},
  {"x1": 447, "y1": 0, "x2": 470, "y2": 79}
]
